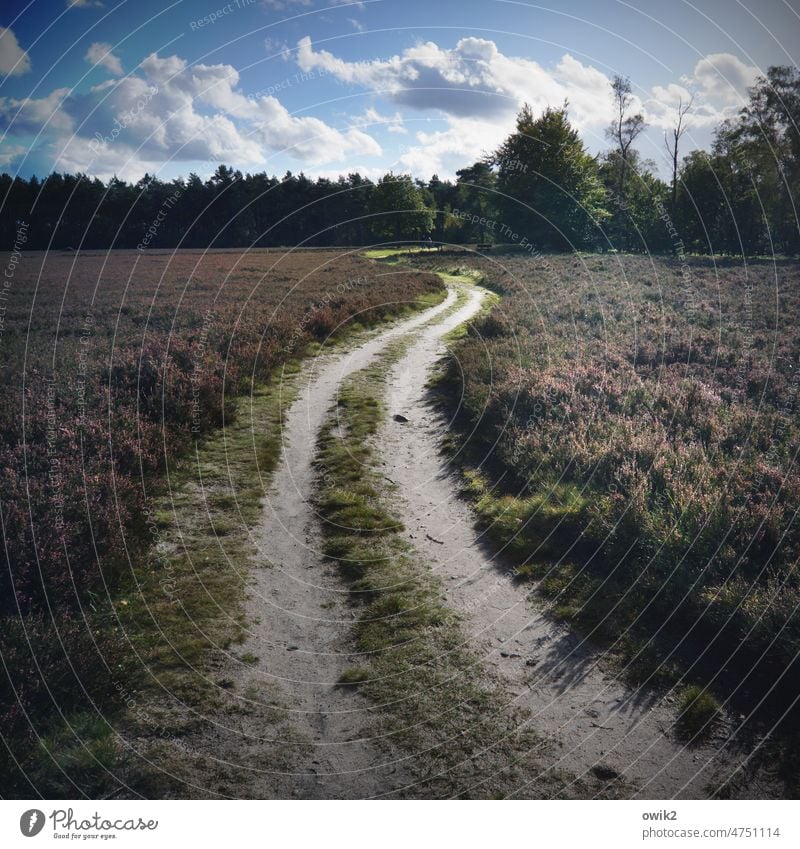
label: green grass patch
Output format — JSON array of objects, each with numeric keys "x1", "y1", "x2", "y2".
[
  {"x1": 676, "y1": 685, "x2": 722, "y2": 740},
  {"x1": 361, "y1": 247, "x2": 431, "y2": 259},
  {"x1": 337, "y1": 667, "x2": 371, "y2": 685}
]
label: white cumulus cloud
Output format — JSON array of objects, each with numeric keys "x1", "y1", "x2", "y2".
[
  {"x1": 85, "y1": 42, "x2": 124, "y2": 75},
  {"x1": 0, "y1": 50, "x2": 381, "y2": 181},
  {"x1": 296, "y1": 36, "x2": 614, "y2": 128},
  {"x1": 688, "y1": 52, "x2": 760, "y2": 103},
  {"x1": 0, "y1": 27, "x2": 31, "y2": 76},
  {"x1": 350, "y1": 107, "x2": 407, "y2": 134}
]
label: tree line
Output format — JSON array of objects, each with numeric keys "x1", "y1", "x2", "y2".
[{"x1": 1, "y1": 65, "x2": 797, "y2": 255}]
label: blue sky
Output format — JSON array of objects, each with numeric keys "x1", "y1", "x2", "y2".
[{"x1": 1, "y1": 0, "x2": 799, "y2": 182}]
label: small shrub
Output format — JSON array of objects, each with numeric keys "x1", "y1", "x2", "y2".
[
  {"x1": 337, "y1": 667, "x2": 370, "y2": 686},
  {"x1": 676, "y1": 685, "x2": 721, "y2": 739}
]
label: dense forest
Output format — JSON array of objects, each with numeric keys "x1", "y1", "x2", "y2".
[{"x1": 1, "y1": 66, "x2": 798, "y2": 255}]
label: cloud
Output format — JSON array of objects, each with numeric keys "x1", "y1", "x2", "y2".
[
  {"x1": 1, "y1": 50, "x2": 381, "y2": 181},
  {"x1": 687, "y1": 53, "x2": 759, "y2": 103},
  {"x1": 135, "y1": 52, "x2": 381, "y2": 161},
  {"x1": 643, "y1": 83, "x2": 721, "y2": 131},
  {"x1": 310, "y1": 163, "x2": 388, "y2": 182},
  {"x1": 0, "y1": 88, "x2": 75, "y2": 134},
  {"x1": 0, "y1": 144, "x2": 27, "y2": 168},
  {"x1": 85, "y1": 42, "x2": 124, "y2": 75},
  {"x1": 297, "y1": 36, "x2": 509, "y2": 118},
  {"x1": 296, "y1": 36, "x2": 613, "y2": 128},
  {"x1": 0, "y1": 27, "x2": 31, "y2": 76},
  {"x1": 297, "y1": 36, "x2": 759, "y2": 128},
  {"x1": 264, "y1": 37, "x2": 293, "y2": 60},
  {"x1": 398, "y1": 116, "x2": 505, "y2": 177},
  {"x1": 296, "y1": 36, "x2": 617, "y2": 177},
  {"x1": 351, "y1": 107, "x2": 406, "y2": 134},
  {"x1": 263, "y1": 0, "x2": 364, "y2": 6},
  {"x1": 261, "y1": 0, "x2": 312, "y2": 9},
  {"x1": 644, "y1": 56, "x2": 759, "y2": 133}
]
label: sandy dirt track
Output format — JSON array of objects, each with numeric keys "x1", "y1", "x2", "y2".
[{"x1": 212, "y1": 277, "x2": 766, "y2": 799}]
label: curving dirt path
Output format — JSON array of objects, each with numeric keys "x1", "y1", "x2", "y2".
[{"x1": 216, "y1": 273, "x2": 768, "y2": 799}]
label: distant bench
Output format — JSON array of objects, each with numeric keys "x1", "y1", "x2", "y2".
[{"x1": 476, "y1": 243, "x2": 492, "y2": 252}]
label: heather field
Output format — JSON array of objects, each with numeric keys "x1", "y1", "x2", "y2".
[
  {"x1": 409, "y1": 250, "x2": 800, "y2": 760},
  {"x1": 6, "y1": 0, "x2": 800, "y2": 825},
  {"x1": 0, "y1": 248, "x2": 443, "y2": 796},
  {"x1": 4, "y1": 244, "x2": 799, "y2": 799}
]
